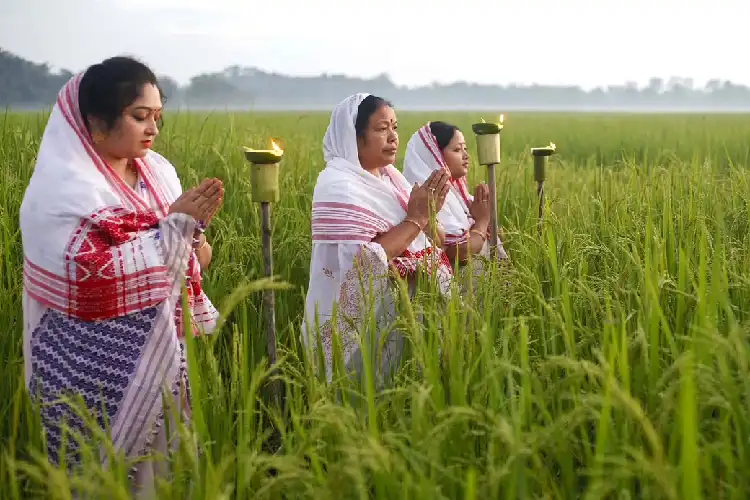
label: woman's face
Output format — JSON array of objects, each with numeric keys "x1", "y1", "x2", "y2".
[
  {"x1": 442, "y1": 130, "x2": 469, "y2": 179},
  {"x1": 91, "y1": 83, "x2": 162, "y2": 161},
  {"x1": 357, "y1": 104, "x2": 399, "y2": 170}
]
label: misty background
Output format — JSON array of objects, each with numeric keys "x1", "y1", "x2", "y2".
[{"x1": 2, "y1": 0, "x2": 750, "y2": 112}]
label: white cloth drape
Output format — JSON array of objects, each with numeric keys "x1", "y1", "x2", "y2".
[
  {"x1": 402, "y1": 123, "x2": 509, "y2": 260},
  {"x1": 20, "y1": 73, "x2": 218, "y2": 486},
  {"x1": 301, "y1": 94, "x2": 453, "y2": 382}
]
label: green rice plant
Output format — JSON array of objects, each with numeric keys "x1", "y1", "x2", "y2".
[{"x1": 1, "y1": 110, "x2": 750, "y2": 499}]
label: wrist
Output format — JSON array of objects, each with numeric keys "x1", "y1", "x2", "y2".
[
  {"x1": 473, "y1": 218, "x2": 489, "y2": 232},
  {"x1": 407, "y1": 214, "x2": 429, "y2": 229},
  {"x1": 403, "y1": 216, "x2": 427, "y2": 232},
  {"x1": 192, "y1": 233, "x2": 207, "y2": 250}
]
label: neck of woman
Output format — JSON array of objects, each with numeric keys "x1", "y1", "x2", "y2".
[
  {"x1": 96, "y1": 149, "x2": 136, "y2": 187},
  {"x1": 359, "y1": 160, "x2": 383, "y2": 177},
  {"x1": 109, "y1": 158, "x2": 130, "y2": 178},
  {"x1": 94, "y1": 146, "x2": 129, "y2": 178}
]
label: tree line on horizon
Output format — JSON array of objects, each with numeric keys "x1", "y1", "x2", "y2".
[{"x1": 3, "y1": 48, "x2": 750, "y2": 110}]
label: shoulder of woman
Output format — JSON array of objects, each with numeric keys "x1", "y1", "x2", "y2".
[
  {"x1": 385, "y1": 165, "x2": 414, "y2": 189},
  {"x1": 313, "y1": 174, "x2": 356, "y2": 202},
  {"x1": 145, "y1": 150, "x2": 176, "y2": 170},
  {"x1": 144, "y1": 150, "x2": 182, "y2": 192},
  {"x1": 145, "y1": 150, "x2": 181, "y2": 180}
]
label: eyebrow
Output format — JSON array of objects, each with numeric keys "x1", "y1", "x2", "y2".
[{"x1": 132, "y1": 106, "x2": 162, "y2": 112}]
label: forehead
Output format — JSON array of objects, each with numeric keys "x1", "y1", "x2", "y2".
[
  {"x1": 369, "y1": 104, "x2": 396, "y2": 123},
  {"x1": 448, "y1": 129, "x2": 465, "y2": 145},
  {"x1": 129, "y1": 83, "x2": 162, "y2": 109}
]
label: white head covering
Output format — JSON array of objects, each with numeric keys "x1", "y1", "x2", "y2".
[
  {"x1": 402, "y1": 123, "x2": 476, "y2": 245},
  {"x1": 323, "y1": 92, "x2": 368, "y2": 167},
  {"x1": 19, "y1": 72, "x2": 217, "y2": 335},
  {"x1": 312, "y1": 94, "x2": 433, "y2": 251},
  {"x1": 302, "y1": 95, "x2": 453, "y2": 382}
]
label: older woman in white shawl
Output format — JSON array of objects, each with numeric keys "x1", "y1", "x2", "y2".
[
  {"x1": 302, "y1": 94, "x2": 455, "y2": 384},
  {"x1": 20, "y1": 57, "x2": 222, "y2": 496},
  {"x1": 402, "y1": 121, "x2": 509, "y2": 290}
]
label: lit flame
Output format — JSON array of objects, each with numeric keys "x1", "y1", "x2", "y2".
[
  {"x1": 270, "y1": 139, "x2": 283, "y2": 153},
  {"x1": 549, "y1": 142, "x2": 556, "y2": 150},
  {"x1": 499, "y1": 114, "x2": 504, "y2": 124}
]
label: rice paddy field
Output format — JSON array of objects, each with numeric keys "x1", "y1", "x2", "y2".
[{"x1": 3, "y1": 110, "x2": 750, "y2": 499}]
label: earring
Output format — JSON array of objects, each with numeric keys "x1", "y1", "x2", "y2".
[{"x1": 92, "y1": 131, "x2": 105, "y2": 144}]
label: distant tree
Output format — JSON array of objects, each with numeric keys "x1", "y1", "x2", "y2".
[
  {"x1": 3, "y1": 46, "x2": 750, "y2": 110},
  {"x1": 157, "y1": 75, "x2": 180, "y2": 102}
]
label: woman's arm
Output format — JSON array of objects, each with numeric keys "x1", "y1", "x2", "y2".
[
  {"x1": 370, "y1": 169, "x2": 449, "y2": 261},
  {"x1": 194, "y1": 232, "x2": 213, "y2": 270},
  {"x1": 443, "y1": 218, "x2": 489, "y2": 265},
  {"x1": 372, "y1": 216, "x2": 426, "y2": 260}
]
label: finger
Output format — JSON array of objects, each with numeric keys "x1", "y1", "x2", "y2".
[
  {"x1": 204, "y1": 198, "x2": 224, "y2": 222},
  {"x1": 424, "y1": 173, "x2": 436, "y2": 190},
  {"x1": 179, "y1": 186, "x2": 200, "y2": 201},
  {"x1": 429, "y1": 175, "x2": 444, "y2": 194},
  {"x1": 195, "y1": 178, "x2": 221, "y2": 197},
  {"x1": 194, "y1": 186, "x2": 219, "y2": 211},
  {"x1": 192, "y1": 178, "x2": 215, "y2": 196},
  {"x1": 425, "y1": 171, "x2": 438, "y2": 186},
  {"x1": 200, "y1": 193, "x2": 223, "y2": 220},
  {"x1": 195, "y1": 182, "x2": 222, "y2": 211},
  {"x1": 439, "y1": 182, "x2": 450, "y2": 199},
  {"x1": 437, "y1": 179, "x2": 451, "y2": 195},
  {"x1": 431, "y1": 169, "x2": 447, "y2": 187},
  {"x1": 436, "y1": 170, "x2": 450, "y2": 186}
]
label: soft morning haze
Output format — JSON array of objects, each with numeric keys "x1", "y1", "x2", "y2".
[{"x1": 1, "y1": 0, "x2": 747, "y2": 88}]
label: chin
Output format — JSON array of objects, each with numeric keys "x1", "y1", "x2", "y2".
[{"x1": 383, "y1": 154, "x2": 397, "y2": 165}]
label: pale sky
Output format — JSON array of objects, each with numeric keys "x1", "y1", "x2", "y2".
[{"x1": 1, "y1": 0, "x2": 747, "y2": 89}]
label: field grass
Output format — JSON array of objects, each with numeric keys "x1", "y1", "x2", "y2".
[{"x1": 2, "y1": 109, "x2": 750, "y2": 499}]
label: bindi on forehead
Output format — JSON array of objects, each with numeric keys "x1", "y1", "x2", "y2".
[
  {"x1": 131, "y1": 84, "x2": 163, "y2": 109},
  {"x1": 132, "y1": 105, "x2": 162, "y2": 112}
]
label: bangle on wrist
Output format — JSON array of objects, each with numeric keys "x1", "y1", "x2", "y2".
[
  {"x1": 403, "y1": 217, "x2": 424, "y2": 231},
  {"x1": 192, "y1": 236, "x2": 208, "y2": 250},
  {"x1": 470, "y1": 228, "x2": 486, "y2": 240}
]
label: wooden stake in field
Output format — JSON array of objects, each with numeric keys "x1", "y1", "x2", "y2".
[
  {"x1": 530, "y1": 143, "x2": 556, "y2": 235},
  {"x1": 243, "y1": 140, "x2": 284, "y2": 377},
  {"x1": 471, "y1": 115, "x2": 504, "y2": 259}
]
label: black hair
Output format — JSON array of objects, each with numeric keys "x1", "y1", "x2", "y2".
[
  {"x1": 78, "y1": 56, "x2": 164, "y2": 133},
  {"x1": 429, "y1": 121, "x2": 460, "y2": 150},
  {"x1": 354, "y1": 95, "x2": 394, "y2": 138}
]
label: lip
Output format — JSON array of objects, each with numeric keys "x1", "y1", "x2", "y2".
[
  {"x1": 141, "y1": 140, "x2": 153, "y2": 148},
  {"x1": 384, "y1": 148, "x2": 398, "y2": 155}
]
